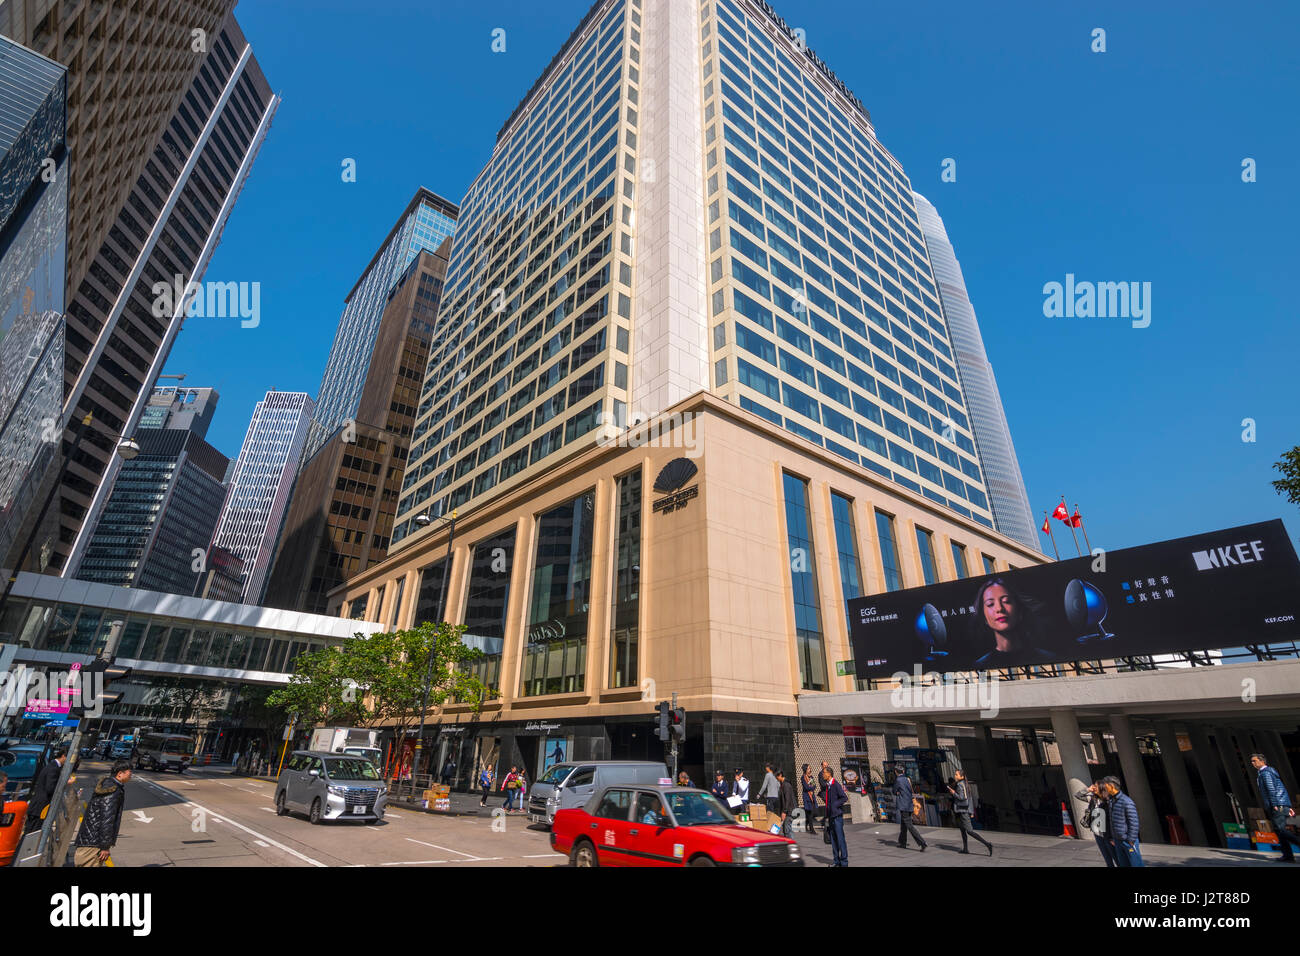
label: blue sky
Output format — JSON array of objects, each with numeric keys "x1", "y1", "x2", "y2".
[{"x1": 164, "y1": 0, "x2": 1300, "y2": 554}]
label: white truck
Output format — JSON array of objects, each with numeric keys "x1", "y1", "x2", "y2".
[{"x1": 309, "y1": 727, "x2": 383, "y2": 767}]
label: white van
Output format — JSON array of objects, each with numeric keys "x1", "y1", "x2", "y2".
[{"x1": 527, "y1": 761, "x2": 670, "y2": 826}]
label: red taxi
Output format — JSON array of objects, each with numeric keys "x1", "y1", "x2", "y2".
[{"x1": 550, "y1": 784, "x2": 803, "y2": 867}]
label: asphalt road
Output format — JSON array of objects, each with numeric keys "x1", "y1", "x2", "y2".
[{"x1": 72, "y1": 760, "x2": 558, "y2": 868}]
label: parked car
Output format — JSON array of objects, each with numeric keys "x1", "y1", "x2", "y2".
[
  {"x1": 0, "y1": 741, "x2": 50, "y2": 797},
  {"x1": 133, "y1": 733, "x2": 194, "y2": 772},
  {"x1": 528, "y1": 761, "x2": 669, "y2": 826},
  {"x1": 275, "y1": 751, "x2": 387, "y2": 824},
  {"x1": 550, "y1": 784, "x2": 803, "y2": 867}
]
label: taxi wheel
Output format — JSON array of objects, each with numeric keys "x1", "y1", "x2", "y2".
[
  {"x1": 309, "y1": 798, "x2": 323, "y2": 825},
  {"x1": 570, "y1": 840, "x2": 598, "y2": 867},
  {"x1": 688, "y1": 855, "x2": 717, "y2": 866}
]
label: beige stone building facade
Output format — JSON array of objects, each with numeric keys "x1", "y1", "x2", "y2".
[{"x1": 333, "y1": 393, "x2": 1044, "y2": 787}]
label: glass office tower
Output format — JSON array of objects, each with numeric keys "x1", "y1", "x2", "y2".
[
  {"x1": 210, "y1": 390, "x2": 314, "y2": 604},
  {"x1": 912, "y1": 192, "x2": 1038, "y2": 550},
  {"x1": 393, "y1": 0, "x2": 999, "y2": 550},
  {"x1": 303, "y1": 189, "x2": 458, "y2": 463}
]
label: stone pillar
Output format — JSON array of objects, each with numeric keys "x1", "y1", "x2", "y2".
[
  {"x1": 1187, "y1": 724, "x2": 1232, "y2": 846},
  {"x1": 975, "y1": 724, "x2": 1009, "y2": 822},
  {"x1": 1091, "y1": 731, "x2": 1108, "y2": 766},
  {"x1": 1212, "y1": 727, "x2": 1253, "y2": 822},
  {"x1": 1050, "y1": 710, "x2": 1091, "y2": 840},
  {"x1": 915, "y1": 720, "x2": 937, "y2": 750},
  {"x1": 1153, "y1": 721, "x2": 1207, "y2": 846},
  {"x1": 1264, "y1": 730, "x2": 1299, "y2": 797},
  {"x1": 1109, "y1": 714, "x2": 1163, "y2": 844}
]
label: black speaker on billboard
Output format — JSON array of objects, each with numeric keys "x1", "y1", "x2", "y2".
[
  {"x1": 914, "y1": 603, "x2": 948, "y2": 660},
  {"x1": 1065, "y1": 578, "x2": 1114, "y2": 644}
]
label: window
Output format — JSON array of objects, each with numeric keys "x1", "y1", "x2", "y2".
[
  {"x1": 783, "y1": 473, "x2": 827, "y2": 691},
  {"x1": 521, "y1": 492, "x2": 595, "y2": 696},
  {"x1": 413, "y1": 557, "x2": 449, "y2": 623},
  {"x1": 875, "y1": 511, "x2": 903, "y2": 591},
  {"x1": 594, "y1": 789, "x2": 634, "y2": 820},
  {"x1": 459, "y1": 529, "x2": 517, "y2": 697},
  {"x1": 916, "y1": 527, "x2": 939, "y2": 585},
  {"x1": 982, "y1": 553, "x2": 997, "y2": 575},
  {"x1": 609, "y1": 469, "x2": 641, "y2": 688},
  {"x1": 950, "y1": 541, "x2": 969, "y2": 579}
]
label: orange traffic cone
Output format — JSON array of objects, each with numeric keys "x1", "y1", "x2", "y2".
[{"x1": 1061, "y1": 801, "x2": 1077, "y2": 838}]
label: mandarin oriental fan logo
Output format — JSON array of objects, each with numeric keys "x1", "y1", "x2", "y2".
[{"x1": 652, "y1": 457, "x2": 699, "y2": 514}]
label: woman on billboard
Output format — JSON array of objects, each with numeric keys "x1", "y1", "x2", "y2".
[{"x1": 971, "y1": 578, "x2": 1055, "y2": 667}]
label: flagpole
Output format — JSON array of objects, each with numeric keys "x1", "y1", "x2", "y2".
[
  {"x1": 1042, "y1": 511, "x2": 1060, "y2": 560},
  {"x1": 1075, "y1": 503, "x2": 1093, "y2": 552},
  {"x1": 1061, "y1": 495, "x2": 1082, "y2": 557}
]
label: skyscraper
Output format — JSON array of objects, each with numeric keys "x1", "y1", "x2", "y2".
[
  {"x1": 136, "y1": 385, "x2": 220, "y2": 437},
  {"x1": 912, "y1": 192, "x2": 1038, "y2": 550},
  {"x1": 76, "y1": 389, "x2": 229, "y2": 595},
  {"x1": 302, "y1": 188, "x2": 458, "y2": 464},
  {"x1": 0, "y1": 36, "x2": 67, "y2": 571},
  {"x1": 392, "y1": 0, "x2": 994, "y2": 549},
  {"x1": 209, "y1": 390, "x2": 313, "y2": 605},
  {"x1": 51, "y1": 11, "x2": 277, "y2": 578},
  {"x1": 266, "y1": 242, "x2": 451, "y2": 614},
  {"x1": 336, "y1": 0, "x2": 1045, "y2": 784}
]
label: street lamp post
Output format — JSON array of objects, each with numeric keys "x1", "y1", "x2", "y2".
[
  {"x1": 0, "y1": 414, "x2": 139, "y2": 618},
  {"x1": 409, "y1": 509, "x2": 457, "y2": 787}
]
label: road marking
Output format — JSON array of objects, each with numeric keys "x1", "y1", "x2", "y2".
[
  {"x1": 136, "y1": 778, "x2": 326, "y2": 867},
  {"x1": 404, "y1": 838, "x2": 482, "y2": 860},
  {"x1": 259, "y1": 807, "x2": 275, "y2": 813},
  {"x1": 254, "y1": 840, "x2": 269, "y2": 847},
  {"x1": 522, "y1": 853, "x2": 555, "y2": 858}
]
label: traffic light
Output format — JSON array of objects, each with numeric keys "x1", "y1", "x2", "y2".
[
  {"x1": 69, "y1": 659, "x2": 132, "y2": 718},
  {"x1": 655, "y1": 700, "x2": 670, "y2": 742},
  {"x1": 670, "y1": 707, "x2": 685, "y2": 743}
]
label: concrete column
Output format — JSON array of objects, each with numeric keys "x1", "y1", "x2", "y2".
[
  {"x1": 1091, "y1": 732, "x2": 1108, "y2": 766},
  {"x1": 1021, "y1": 727, "x2": 1041, "y2": 765},
  {"x1": 1153, "y1": 721, "x2": 1207, "y2": 846},
  {"x1": 975, "y1": 725, "x2": 1009, "y2": 819},
  {"x1": 1050, "y1": 710, "x2": 1091, "y2": 840},
  {"x1": 1264, "y1": 731, "x2": 1299, "y2": 796},
  {"x1": 1109, "y1": 714, "x2": 1163, "y2": 844},
  {"x1": 1187, "y1": 725, "x2": 1232, "y2": 846},
  {"x1": 915, "y1": 720, "x2": 937, "y2": 750},
  {"x1": 1212, "y1": 727, "x2": 1253, "y2": 822}
]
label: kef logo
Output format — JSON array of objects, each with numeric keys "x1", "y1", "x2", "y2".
[{"x1": 1192, "y1": 540, "x2": 1265, "y2": 571}]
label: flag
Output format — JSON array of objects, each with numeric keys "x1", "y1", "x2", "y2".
[
  {"x1": 1042, "y1": 516, "x2": 1050, "y2": 534},
  {"x1": 1052, "y1": 502, "x2": 1070, "y2": 522},
  {"x1": 1070, "y1": 507, "x2": 1083, "y2": 528}
]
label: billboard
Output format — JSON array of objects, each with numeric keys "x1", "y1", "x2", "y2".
[{"x1": 849, "y1": 520, "x2": 1300, "y2": 679}]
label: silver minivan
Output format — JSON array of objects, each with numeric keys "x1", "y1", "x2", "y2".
[
  {"x1": 275, "y1": 750, "x2": 388, "y2": 824},
  {"x1": 528, "y1": 761, "x2": 669, "y2": 825}
]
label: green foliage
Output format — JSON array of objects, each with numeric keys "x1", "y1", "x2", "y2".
[
  {"x1": 1272, "y1": 447, "x2": 1300, "y2": 508},
  {"x1": 266, "y1": 622, "x2": 487, "y2": 739}
]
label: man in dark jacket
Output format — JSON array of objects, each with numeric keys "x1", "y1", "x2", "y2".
[
  {"x1": 1250, "y1": 753, "x2": 1299, "y2": 863},
  {"x1": 74, "y1": 760, "x2": 131, "y2": 867},
  {"x1": 776, "y1": 768, "x2": 797, "y2": 837},
  {"x1": 1102, "y1": 776, "x2": 1143, "y2": 867},
  {"x1": 24, "y1": 746, "x2": 66, "y2": 830},
  {"x1": 823, "y1": 768, "x2": 849, "y2": 866},
  {"x1": 1076, "y1": 781, "x2": 1115, "y2": 866},
  {"x1": 893, "y1": 769, "x2": 927, "y2": 851}
]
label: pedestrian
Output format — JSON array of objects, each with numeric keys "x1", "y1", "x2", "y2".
[
  {"x1": 757, "y1": 761, "x2": 780, "y2": 818},
  {"x1": 801, "y1": 764, "x2": 819, "y2": 834},
  {"x1": 1102, "y1": 776, "x2": 1143, "y2": 867},
  {"x1": 1250, "y1": 753, "x2": 1299, "y2": 863},
  {"x1": 947, "y1": 769, "x2": 992, "y2": 856},
  {"x1": 516, "y1": 768, "x2": 527, "y2": 812},
  {"x1": 892, "y1": 769, "x2": 927, "y2": 851},
  {"x1": 74, "y1": 760, "x2": 131, "y2": 867},
  {"x1": 731, "y1": 768, "x2": 750, "y2": 805},
  {"x1": 478, "y1": 764, "x2": 495, "y2": 808},
  {"x1": 1075, "y1": 781, "x2": 1115, "y2": 866},
  {"x1": 501, "y1": 765, "x2": 520, "y2": 812},
  {"x1": 777, "y1": 768, "x2": 797, "y2": 837},
  {"x1": 711, "y1": 770, "x2": 729, "y2": 802},
  {"x1": 24, "y1": 746, "x2": 66, "y2": 831},
  {"x1": 823, "y1": 768, "x2": 849, "y2": 866},
  {"x1": 440, "y1": 756, "x2": 455, "y2": 785},
  {"x1": 677, "y1": 771, "x2": 695, "y2": 788}
]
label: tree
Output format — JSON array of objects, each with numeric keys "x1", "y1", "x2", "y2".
[
  {"x1": 142, "y1": 677, "x2": 224, "y2": 730},
  {"x1": 267, "y1": 622, "x2": 487, "y2": 770},
  {"x1": 1272, "y1": 447, "x2": 1300, "y2": 508}
]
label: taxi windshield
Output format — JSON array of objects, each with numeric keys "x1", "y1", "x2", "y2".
[{"x1": 667, "y1": 791, "x2": 736, "y2": 826}]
